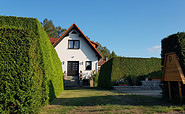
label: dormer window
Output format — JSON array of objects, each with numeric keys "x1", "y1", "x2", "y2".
[{"x1": 68, "y1": 40, "x2": 80, "y2": 49}]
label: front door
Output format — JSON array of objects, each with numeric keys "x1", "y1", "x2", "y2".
[{"x1": 67, "y1": 61, "x2": 79, "y2": 76}]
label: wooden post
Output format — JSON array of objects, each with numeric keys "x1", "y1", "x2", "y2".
[
  {"x1": 178, "y1": 81, "x2": 182, "y2": 101},
  {"x1": 168, "y1": 81, "x2": 172, "y2": 101},
  {"x1": 90, "y1": 79, "x2": 93, "y2": 87}
]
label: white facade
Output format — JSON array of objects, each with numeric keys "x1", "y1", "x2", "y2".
[{"x1": 55, "y1": 30, "x2": 99, "y2": 79}]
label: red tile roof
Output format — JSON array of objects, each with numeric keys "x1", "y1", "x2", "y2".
[
  {"x1": 98, "y1": 59, "x2": 108, "y2": 66},
  {"x1": 52, "y1": 23, "x2": 103, "y2": 60},
  {"x1": 90, "y1": 41, "x2": 99, "y2": 48},
  {"x1": 49, "y1": 37, "x2": 58, "y2": 45}
]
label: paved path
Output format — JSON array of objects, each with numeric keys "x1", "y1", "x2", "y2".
[{"x1": 122, "y1": 90, "x2": 162, "y2": 98}]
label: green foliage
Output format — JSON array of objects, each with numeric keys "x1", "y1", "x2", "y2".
[
  {"x1": 42, "y1": 18, "x2": 57, "y2": 37},
  {"x1": 0, "y1": 16, "x2": 64, "y2": 113},
  {"x1": 161, "y1": 32, "x2": 185, "y2": 103},
  {"x1": 55, "y1": 26, "x2": 66, "y2": 37},
  {"x1": 97, "y1": 45, "x2": 111, "y2": 59},
  {"x1": 37, "y1": 18, "x2": 64, "y2": 101},
  {"x1": 93, "y1": 72, "x2": 99, "y2": 87},
  {"x1": 97, "y1": 45, "x2": 118, "y2": 59},
  {"x1": 98, "y1": 59, "x2": 113, "y2": 89},
  {"x1": 98, "y1": 57, "x2": 161, "y2": 89},
  {"x1": 0, "y1": 27, "x2": 43, "y2": 113},
  {"x1": 41, "y1": 18, "x2": 66, "y2": 38},
  {"x1": 109, "y1": 51, "x2": 117, "y2": 59},
  {"x1": 86, "y1": 36, "x2": 117, "y2": 59}
]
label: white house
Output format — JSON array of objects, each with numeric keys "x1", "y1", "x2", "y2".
[{"x1": 51, "y1": 23, "x2": 102, "y2": 86}]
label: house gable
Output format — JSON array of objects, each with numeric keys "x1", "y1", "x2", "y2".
[{"x1": 53, "y1": 23, "x2": 102, "y2": 60}]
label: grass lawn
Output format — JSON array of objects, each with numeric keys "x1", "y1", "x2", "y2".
[{"x1": 40, "y1": 88, "x2": 185, "y2": 114}]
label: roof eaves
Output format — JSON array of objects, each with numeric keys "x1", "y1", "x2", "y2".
[
  {"x1": 73, "y1": 24, "x2": 103, "y2": 59},
  {"x1": 53, "y1": 24, "x2": 75, "y2": 47}
]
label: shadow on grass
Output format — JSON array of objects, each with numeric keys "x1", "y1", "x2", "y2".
[{"x1": 51, "y1": 94, "x2": 171, "y2": 107}]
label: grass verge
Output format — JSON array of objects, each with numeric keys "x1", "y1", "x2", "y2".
[{"x1": 40, "y1": 87, "x2": 185, "y2": 114}]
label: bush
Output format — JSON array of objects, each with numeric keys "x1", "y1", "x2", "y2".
[
  {"x1": 0, "y1": 16, "x2": 63, "y2": 113},
  {"x1": 161, "y1": 32, "x2": 185, "y2": 103},
  {"x1": 93, "y1": 72, "x2": 99, "y2": 87},
  {"x1": 98, "y1": 59, "x2": 113, "y2": 89},
  {"x1": 98, "y1": 57, "x2": 161, "y2": 89}
]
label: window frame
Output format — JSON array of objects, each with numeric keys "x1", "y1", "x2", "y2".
[
  {"x1": 85, "y1": 61, "x2": 92, "y2": 70},
  {"x1": 68, "y1": 40, "x2": 80, "y2": 49}
]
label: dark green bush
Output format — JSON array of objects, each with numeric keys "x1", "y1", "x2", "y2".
[
  {"x1": 98, "y1": 57, "x2": 161, "y2": 89},
  {"x1": 161, "y1": 32, "x2": 185, "y2": 103},
  {"x1": 98, "y1": 59, "x2": 113, "y2": 89},
  {"x1": 0, "y1": 16, "x2": 63, "y2": 113}
]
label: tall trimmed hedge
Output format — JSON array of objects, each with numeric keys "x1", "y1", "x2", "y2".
[
  {"x1": 98, "y1": 57, "x2": 161, "y2": 89},
  {"x1": 161, "y1": 32, "x2": 185, "y2": 103},
  {"x1": 0, "y1": 16, "x2": 63, "y2": 113}
]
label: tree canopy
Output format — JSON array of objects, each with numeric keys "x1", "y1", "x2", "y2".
[
  {"x1": 110, "y1": 51, "x2": 117, "y2": 58},
  {"x1": 41, "y1": 18, "x2": 66, "y2": 38},
  {"x1": 97, "y1": 44, "x2": 117, "y2": 59}
]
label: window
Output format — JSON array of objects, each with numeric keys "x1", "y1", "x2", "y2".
[
  {"x1": 68, "y1": 40, "x2": 80, "y2": 49},
  {"x1": 86, "y1": 61, "x2": 92, "y2": 70},
  {"x1": 68, "y1": 41, "x2": 73, "y2": 48}
]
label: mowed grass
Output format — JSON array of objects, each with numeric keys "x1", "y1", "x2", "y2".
[{"x1": 40, "y1": 88, "x2": 185, "y2": 114}]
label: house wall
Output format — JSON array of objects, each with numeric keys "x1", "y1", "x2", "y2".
[{"x1": 55, "y1": 30, "x2": 98, "y2": 79}]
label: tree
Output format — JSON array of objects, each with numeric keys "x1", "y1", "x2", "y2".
[
  {"x1": 97, "y1": 46, "x2": 118, "y2": 59},
  {"x1": 84, "y1": 35, "x2": 118, "y2": 59},
  {"x1": 55, "y1": 26, "x2": 66, "y2": 38},
  {"x1": 110, "y1": 51, "x2": 117, "y2": 58},
  {"x1": 97, "y1": 45, "x2": 111, "y2": 59},
  {"x1": 42, "y1": 18, "x2": 57, "y2": 37},
  {"x1": 41, "y1": 18, "x2": 66, "y2": 38},
  {"x1": 88, "y1": 40, "x2": 118, "y2": 59}
]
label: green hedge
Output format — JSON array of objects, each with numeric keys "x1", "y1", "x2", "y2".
[
  {"x1": 0, "y1": 16, "x2": 63, "y2": 113},
  {"x1": 98, "y1": 57, "x2": 161, "y2": 89},
  {"x1": 161, "y1": 32, "x2": 185, "y2": 103},
  {"x1": 98, "y1": 59, "x2": 113, "y2": 89}
]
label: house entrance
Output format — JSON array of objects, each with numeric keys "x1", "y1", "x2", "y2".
[
  {"x1": 83, "y1": 79, "x2": 90, "y2": 86},
  {"x1": 67, "y1": 61, "x2": 79, "y2": 76}
]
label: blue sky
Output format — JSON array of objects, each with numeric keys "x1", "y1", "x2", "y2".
[{"x1": 1, "y1": 0, "x2": 185, "y2": 58}]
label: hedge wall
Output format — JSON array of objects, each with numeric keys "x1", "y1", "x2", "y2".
[
  {"x1": 161, "y1": 32, "x2": 185, "y2": 103},
  {"x1": 98, "y1": 57, "x2": 161, "y2": 89},
  {"x1": 0, "y1": 16, "x2": 63, "y2": 113}
]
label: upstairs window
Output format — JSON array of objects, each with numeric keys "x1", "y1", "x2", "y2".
[
  {"x1": 68, "y1": 40, "x2": 80, "y2": 49},
  {"x1": 86, "y1": 61, "x2": 92, "y2": 70}
]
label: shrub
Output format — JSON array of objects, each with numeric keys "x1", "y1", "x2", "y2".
[
  {"x1": 98, "y1": 57, "x2": 161, "y2": 89},
  {"x1": 93, "y1": 72, "x2": 99, "y2": 87},
  {"x1": 98, "y1": 59, "x2": 113, "y2": 89},
  {"x1": 0, "y1": 16, "x2": 63, "y2": 113},
  {"x1": 161, "y1": 32, "x2": 185, "y2": 103}
]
